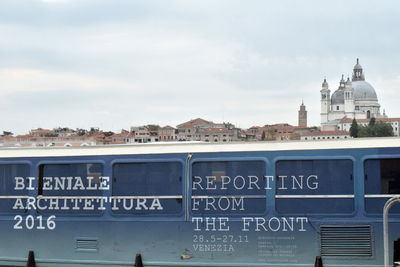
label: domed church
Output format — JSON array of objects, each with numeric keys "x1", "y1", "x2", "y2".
[{"x1": 320, "y1": 59, "x2": 387, "y2": 129}]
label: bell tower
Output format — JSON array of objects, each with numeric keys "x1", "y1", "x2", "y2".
[
  {"x1": 352, "y1": 58, "x2": 365, "y2": 81},
  {"x1": 344, "y1": 76, "x2": 355, "y2": 118},
  {"x1": 320, "y1": 78, "x2": 330, "y2": 124},
  {"x1": 298, "y1": 101, "x2": 307, "y2": 127}
]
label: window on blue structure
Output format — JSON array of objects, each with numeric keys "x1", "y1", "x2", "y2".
[
  {"x1": 276, "y1": 160, "x2": 354, "y2": 214},
  {"x1": 112, "y1": 162, "x2": 183, "y2": 215},
  {"x1": 38, "y1": 163, "x2": 105, "y2": 215},
  {"x1": 191, "y1": 160, "x2": 266, "y2": 216},
  {"x1": 0, "y1": 164, "x2": 30, "y2": 214},
  {"x1": 364, "y1": 158, "x2": 400, "y2": 214}
]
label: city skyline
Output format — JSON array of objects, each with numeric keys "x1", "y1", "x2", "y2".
[{"x1": 1, "y1": 0, "x2": 400, "y2": 134}]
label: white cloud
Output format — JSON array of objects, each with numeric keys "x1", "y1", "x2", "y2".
[{"x1": 0, "y1": 0, "x2": 399, "y2": 134}]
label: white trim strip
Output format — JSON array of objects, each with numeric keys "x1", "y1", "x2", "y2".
[
  {"x1": 0, "y1": 195, "x2": 182, "y2": 200},
  {"x1": 0, "y1": 137, "x2": 399, "y2": 158},
  {"x1": 111, "y1": 196, "x2": 182, "y2": 200},
  {"x1": 37, "y1": 196, "x2": 105, "y2": 200},
  {"x1": 0, "y1": 196, "x2": 30, "y2": 199},
  {"x1": 0, "y1": 195, "x2": 355, "y2": 199},
  {"x1": 365, "y1": 194, "x2": 400, "y2": 198},
  {"x1": 276, "y1": 194, "x2": 355, "y2": 199},
  {"x1": 192, "y1": 195, "x2": 266, "y2": 199}
]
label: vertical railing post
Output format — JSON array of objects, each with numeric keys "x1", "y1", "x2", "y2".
[
  {"x1": 184, "y1": 153, "x2": 192, "y2": 222},
  {"x1": 383, "y1": 196, "x2": 400, "y2": 267}
]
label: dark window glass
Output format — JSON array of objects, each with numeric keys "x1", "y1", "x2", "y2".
[
  {"x1": 276, "y1": 160, "x2": 354, "y2": 214},
  {"x1": 0, "y1": 164, "x2": 30, "y2": 213},
  {"x1": 191, "y1": 161, "x2": 266, "y2": 216},
  {"x1": 112, "y1": 162, "x2": 182, "y2": 215},
  {"x1": 365, "y1": 159, "x2": 400, "y2": 214},
  {"x1": 38, "y1": 163, "x2": 104, "y2": 215}
]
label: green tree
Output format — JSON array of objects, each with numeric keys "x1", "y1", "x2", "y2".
[
  {"x1": 349, "y1": 119, "x2": 358, "y2": 137},
  {"x1": 368, "y1": 117, "x2": 376, "y2": 127},
  {"x1": 146, "y1": 124, "x2": 160, "y2": 131},
  {"x1": 358, "y1": 119, "x2": 393, "y2": 137},
  {"x1": 1, "y1": 131, "x2": 13, "y2": 136},
  {"x1": 374, "y1": 122, "x2": 393, "y2": 137},
  {"x1": 358, "y1": 125, "x2": 369, "y2": 137},
  {"x1": 76, "y1": 128, "x2": 87, "y2": 136}
]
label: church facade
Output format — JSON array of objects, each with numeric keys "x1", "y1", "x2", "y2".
[{"x1": 320, "y1": 59, "x2": 387, "y2": 130}]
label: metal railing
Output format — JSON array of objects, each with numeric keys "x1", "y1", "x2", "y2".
[{"x1": 383, "y1": 196, "x2": 400, "y2": 267}]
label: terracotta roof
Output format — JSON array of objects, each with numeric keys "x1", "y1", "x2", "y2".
[
  {"x1": 177, "y1": 118, "x2": 213, "y2": 128},
  {"x1": 270, "y1": 124, "x2": 295, "y2": 133},
  {"x1": 161, "y1": 125, "x2": 175, "y2": 130},
  {"x1": 112, "y1": 132, "x2": 130, "y2": 137}
]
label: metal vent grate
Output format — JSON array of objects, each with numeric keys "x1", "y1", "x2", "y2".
[
  {"x1": 75, "y1": 238, "x2": 99, "y2": 252},
  {"x1": 320, "y1": 225, "x2": 372, "y2": 257}
]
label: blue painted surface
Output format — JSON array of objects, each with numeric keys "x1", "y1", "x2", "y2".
[{"x1": 0, "y1": 146, "x2": 399, "y2": 267}]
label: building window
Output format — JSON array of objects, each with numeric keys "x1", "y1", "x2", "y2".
[
  {"x1": 364, "y1": 159, "x2": 400, "y2": 214},
  {"x1": 276, "y1": 160, "x2": 354, "y2": 214},
  {"x1": 38, "y1": 163, "x2": 104, "y2": 215},
  {"x1": 191, "y1": 161, "x2": 266, "y2": 215},
  {"x1": 112, "y1": 162, "x2": 183, "y2": 215},
  {"x1": 336, "y1": 106, "x2": 340, "y2": 111},
  {"x1": 0, "y1": 164, "x2": 30, "y2": 214}
]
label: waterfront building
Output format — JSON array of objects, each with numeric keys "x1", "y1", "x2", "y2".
[
  {"x1": 176, "y1": 118, "x2": 241, "y2": 142},
  {"x1": 321, "y1": 59, "x2": 387, "y2": 131}
]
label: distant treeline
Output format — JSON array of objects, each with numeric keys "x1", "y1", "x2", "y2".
[{"x1": 350, "y1": 118, "x2": 393, "y2": 138}]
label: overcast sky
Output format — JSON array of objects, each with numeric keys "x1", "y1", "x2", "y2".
[{"x1": 1, "y1": 0, "x2": 400, "y2": 134}]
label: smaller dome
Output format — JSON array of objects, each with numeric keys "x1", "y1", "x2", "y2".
[
  {"x1": 331, "y1": 89, "x2": 344, "y2": 104},
  {"x1": 354, "y1": 58, "x2": 362, "y2": 70}
]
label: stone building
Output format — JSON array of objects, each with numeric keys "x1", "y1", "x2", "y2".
[
  {"x1": 176, "y1": 118, "x2": 241, "y2": 142},
  {"x1": 321, "y1": 59, "x2": 387, "y2": 130},
  {"x1": 298, "y1": 101, "x2": 307, "y2": 127}
]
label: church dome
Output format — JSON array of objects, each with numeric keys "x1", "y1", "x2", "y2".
[
  {"x1": 352, "y1": 80, "x2": 378, "y2": 101},
  {"x1": 331, "y1": 89, "x2": 344, "y2": 104}
]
